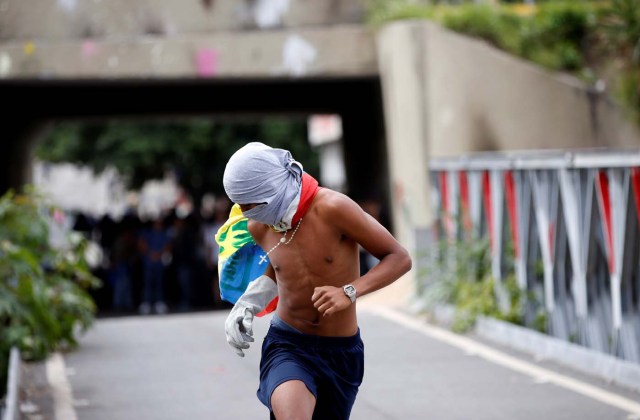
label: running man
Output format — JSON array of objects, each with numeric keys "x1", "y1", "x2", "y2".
[{"x1": 222, "y1": 142, "x2": 412, "y2": 419}]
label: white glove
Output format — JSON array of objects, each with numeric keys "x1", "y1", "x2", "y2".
[{"x1": 225, "y1": 275, "x2": 278, "y2": 357}]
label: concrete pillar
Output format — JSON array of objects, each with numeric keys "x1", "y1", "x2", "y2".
[
  {"x1": 374, "y1": 21, "x2": 432, "y2": 306},
  {"x1": 1, "y1": 119, "x2": 51, "y2": 194}
]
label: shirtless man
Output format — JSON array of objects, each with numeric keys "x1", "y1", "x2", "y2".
[{"x1": 223, "y1": 142, "x2": 412, "y2": 420}]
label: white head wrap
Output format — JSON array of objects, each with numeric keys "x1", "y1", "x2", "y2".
[{"x1": 223, "y1": 142, "x2": 303, "y2": 228}]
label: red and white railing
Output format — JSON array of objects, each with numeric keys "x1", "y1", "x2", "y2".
[{"x1": 429, "y1": 150, "x2": 640, "y2": 363}]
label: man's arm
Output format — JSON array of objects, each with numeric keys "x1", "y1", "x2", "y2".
[
  {"x1": 224, "y1": 264, "x2": 277, "y2": 357},
  {"x1": 312, "y1": 192, "x2": 412, "y2": 317}
]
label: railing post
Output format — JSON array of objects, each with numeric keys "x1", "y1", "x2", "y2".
[
  {"x1": 2, "y1": 347, "x2": 21, "y2": 420},
  {"x1": 530, "y1": 169, "x2": 558, "y2": 313},
  {"x1": 558, "y1": 168, "x2": 590, "y2": 345}
]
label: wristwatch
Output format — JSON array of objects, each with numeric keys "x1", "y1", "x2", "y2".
[{"x1": 343, "y1": 284, "x2": 357, "y2": 303}]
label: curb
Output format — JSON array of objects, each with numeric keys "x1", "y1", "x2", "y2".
[
  {"x1": 423, "y1": 304, "x2": 640, "y2": 393},
  {"x1": 46, "y1": 353, "x2": 78, "y2": 420},
  {"x1": 475, "y1": 316, "x2": 640, "y2": 394},
  {"x1": 2, "y1": 347, "x2": 21, "y2": 420},
  {"x1": 373, "y1": 305, "x2": 640, "y2": 415}
]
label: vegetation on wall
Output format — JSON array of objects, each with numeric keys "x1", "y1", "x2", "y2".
[
  {"x1": 418, "y1": 237, "x2": 533, "y2": 333},
  {"x1": 601, "y1": 0, "x2": 640, "y2": 123},
  {"x1": 0, "y1": 188, "x2": 99, "y2": 397},
  {"x1": 365, "y1": 0, "x2": 640, "y2": 124}
]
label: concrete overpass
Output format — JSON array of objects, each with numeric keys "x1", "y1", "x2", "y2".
[{"x1": 0, "y1": 0, "x2": 387, "y2": 204}]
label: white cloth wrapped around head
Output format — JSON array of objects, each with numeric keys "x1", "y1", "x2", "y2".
[{"x1": 223, "y1": 142, "x2": 303, "y2": 227}]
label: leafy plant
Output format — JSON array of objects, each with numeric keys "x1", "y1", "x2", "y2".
[
  {"x1": 441, "y1": 5, "x2": 520, "y2": 50},
  {"x1": 365, "y1": 0, "x2": 435, "y2": 27},
  {"x1": 599, "y1": 0, "x2": 640, "y2": 65},
  {"x1": 598, "y1": 0, "x2": 640, "y2": 122},
  {"x1": 0, "y1": 188, "x2": 100, "y2": 397},
  {"x1": 615, "y1": 69, "x2": 640, "y2": 122},
  {"x1": 418, "y1": 236, "x2": 532, "y2": 333}
]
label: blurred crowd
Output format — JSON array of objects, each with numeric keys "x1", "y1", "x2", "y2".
[
  {"x1": 64, "y1": 190, "x2": 389, "y2": 316},
  {"x1": 70, "y1": 197, "x2": 233, "y2": 316}
]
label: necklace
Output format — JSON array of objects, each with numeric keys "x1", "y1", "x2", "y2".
[{"x1": 259, "y1": 218, "x2": 303, "y2": 265}]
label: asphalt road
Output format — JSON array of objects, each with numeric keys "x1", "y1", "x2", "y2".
[{"x1": 56, "y1": 307, "x2": 640, "y2": 420}]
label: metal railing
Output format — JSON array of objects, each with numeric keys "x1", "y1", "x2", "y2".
[
  {"x1": 1, "y1": 347, "x2": 21, "y2": 420},
  {"x1": 429, "y1": 149, "x2": 640, "y2": 363}
]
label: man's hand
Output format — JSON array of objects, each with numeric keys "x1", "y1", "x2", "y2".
[
  {"x1": 224, "y1": 275, "x2": 277, "y2": 357},
  {"x1": 311, "y1": 286, "x2": 353, "y2": 317},
  {"x1": 225, "y1": 305, "x2": 256, "y2": 357}
]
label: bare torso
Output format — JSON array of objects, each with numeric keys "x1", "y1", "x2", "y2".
[{"x1": 248, "y1": 188, "x2": 359, "y2": 336}]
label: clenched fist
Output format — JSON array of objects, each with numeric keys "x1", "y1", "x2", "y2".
[{"x1": 311, "y1": 285, "x2": 353, "y2": 317}]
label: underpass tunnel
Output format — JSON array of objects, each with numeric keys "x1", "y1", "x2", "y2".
[{"x1": 0, "y1": 76, "x2": 392, "y2": 230}]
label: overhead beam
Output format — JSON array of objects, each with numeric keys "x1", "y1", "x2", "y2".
[{"x1": 0, "y1": 25, "x2": 377, "y2": 80}]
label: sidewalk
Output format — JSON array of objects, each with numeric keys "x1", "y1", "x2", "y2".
[{"x1": 18, "y1": 306, "x2": 640, "y2": 420}]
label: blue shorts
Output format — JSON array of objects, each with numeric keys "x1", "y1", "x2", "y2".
[{"x1": 257, "y1": 316, "x2": 365, "y2": 420}]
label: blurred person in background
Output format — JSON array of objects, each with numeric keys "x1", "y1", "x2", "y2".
[
  {"x1": 222, "y1": 142, "x2": 412, "y2": 420},
  {"x1": 170, "y1": 212, "x2": 199, "y2": 311},
  {"x1": 138, "y1": 217, "x2": 172, "y2": 314},
  {"x1": 109, "y1": 221, "x2": 138, "y2": 312}
]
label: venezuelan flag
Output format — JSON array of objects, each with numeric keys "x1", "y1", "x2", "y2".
[{"x1": 215, "y1": 204, "x2": 268, "y2": 304}]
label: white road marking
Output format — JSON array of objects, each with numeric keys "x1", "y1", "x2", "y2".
[
  {"x1": 46, "y1": 353, "x2": 78, "y2": 420},
  {"x1": 369, "y1": 306, "x2": 640, "y2": 415}
]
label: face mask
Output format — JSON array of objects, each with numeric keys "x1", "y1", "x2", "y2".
[
  {"x1": 241, "y1": 190, "x2": 300, "y2": 231},
  {"x1": 224, "y1": 142, "x2": 303, "y2": 228}
]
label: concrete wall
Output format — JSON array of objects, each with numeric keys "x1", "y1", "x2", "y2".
[
  {"x1": 0, "y1": 0, "x2": 364, "y2": 41},
  {"x1": 420, "y1": 21, "x2": 640, "y2": 156},
  {"x1": 0, "y1": 0, "x2": 373, "y2": 80},
  {"x1": 378, "y1": 19, "x2": 640, "y2": 229},
  {"x1": 375, "y1": 20, "x2": 640, "y2": 305},
  {"x1": 0, "y1": 25, "x2": 376, "y2": 79}
]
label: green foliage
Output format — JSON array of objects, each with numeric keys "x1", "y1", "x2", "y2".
[
  {"x1": 519, "y1": 3, "x2": 596, "y2": 70},
  {"x1": 599, "y1": 0, "x2": 640, "y2": 64},
  {"x1": 532, "y1": 309, "x2": 548, "y2": 333},
  {"x1": 0, "y1": 188, "x2": 99, "y2": 396},
  {"x1": 615, "y1": 69, "x2": 640, "y2": 122},
  {"x1": 365, "y1": 0, "x2": 640, "y2": 125},
  {"x1": 438, "y1": 2, "x2": 597, "y2": 72},
  {"x1": 419, "y1": 237, "x2": 531, "y2": 333},
  {"x1": 365, "y1": 1, "x2": 597, "y2": 64},
  {"x1": 365, "y1": 0, "x2": 435, "y2": 27},
  {"x1": 36, "y1": 118, "x2": 319, "y2": 200},
  {"x1": 441, "y1": 5, "x2": 522, "y2": 51},
  {"x1": 599, "y1": 0, "x2": 640, "y2": 122}
]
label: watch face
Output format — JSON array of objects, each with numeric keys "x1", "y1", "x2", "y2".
[{"x1": 344, "y1": 285, "x2": 356, "y2": 299}]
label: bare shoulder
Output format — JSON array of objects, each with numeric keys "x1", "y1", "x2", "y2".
[
  {"x1": 312, "y1": 188, "x2": 370, "y2": 229},
  {"x1": 313, "y1": 188, "x2": 361, "y2": 217}
]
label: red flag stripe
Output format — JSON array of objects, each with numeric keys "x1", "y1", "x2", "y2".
[
  {"x1": 439, "y1": 171, "x2": 454, "y2": 238},
  {"x1": 504, "y1": 171, "x2": 519, "y2": 258},
  {"x1": 596, "y1": 171, "x2": 615, "y2": 273},
  {"x1": 632, "y1": 168, "x2": 640, "y2": 228},
  {"x1": 459, "y1": 171, "x2": 472, "y2": 234}
]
